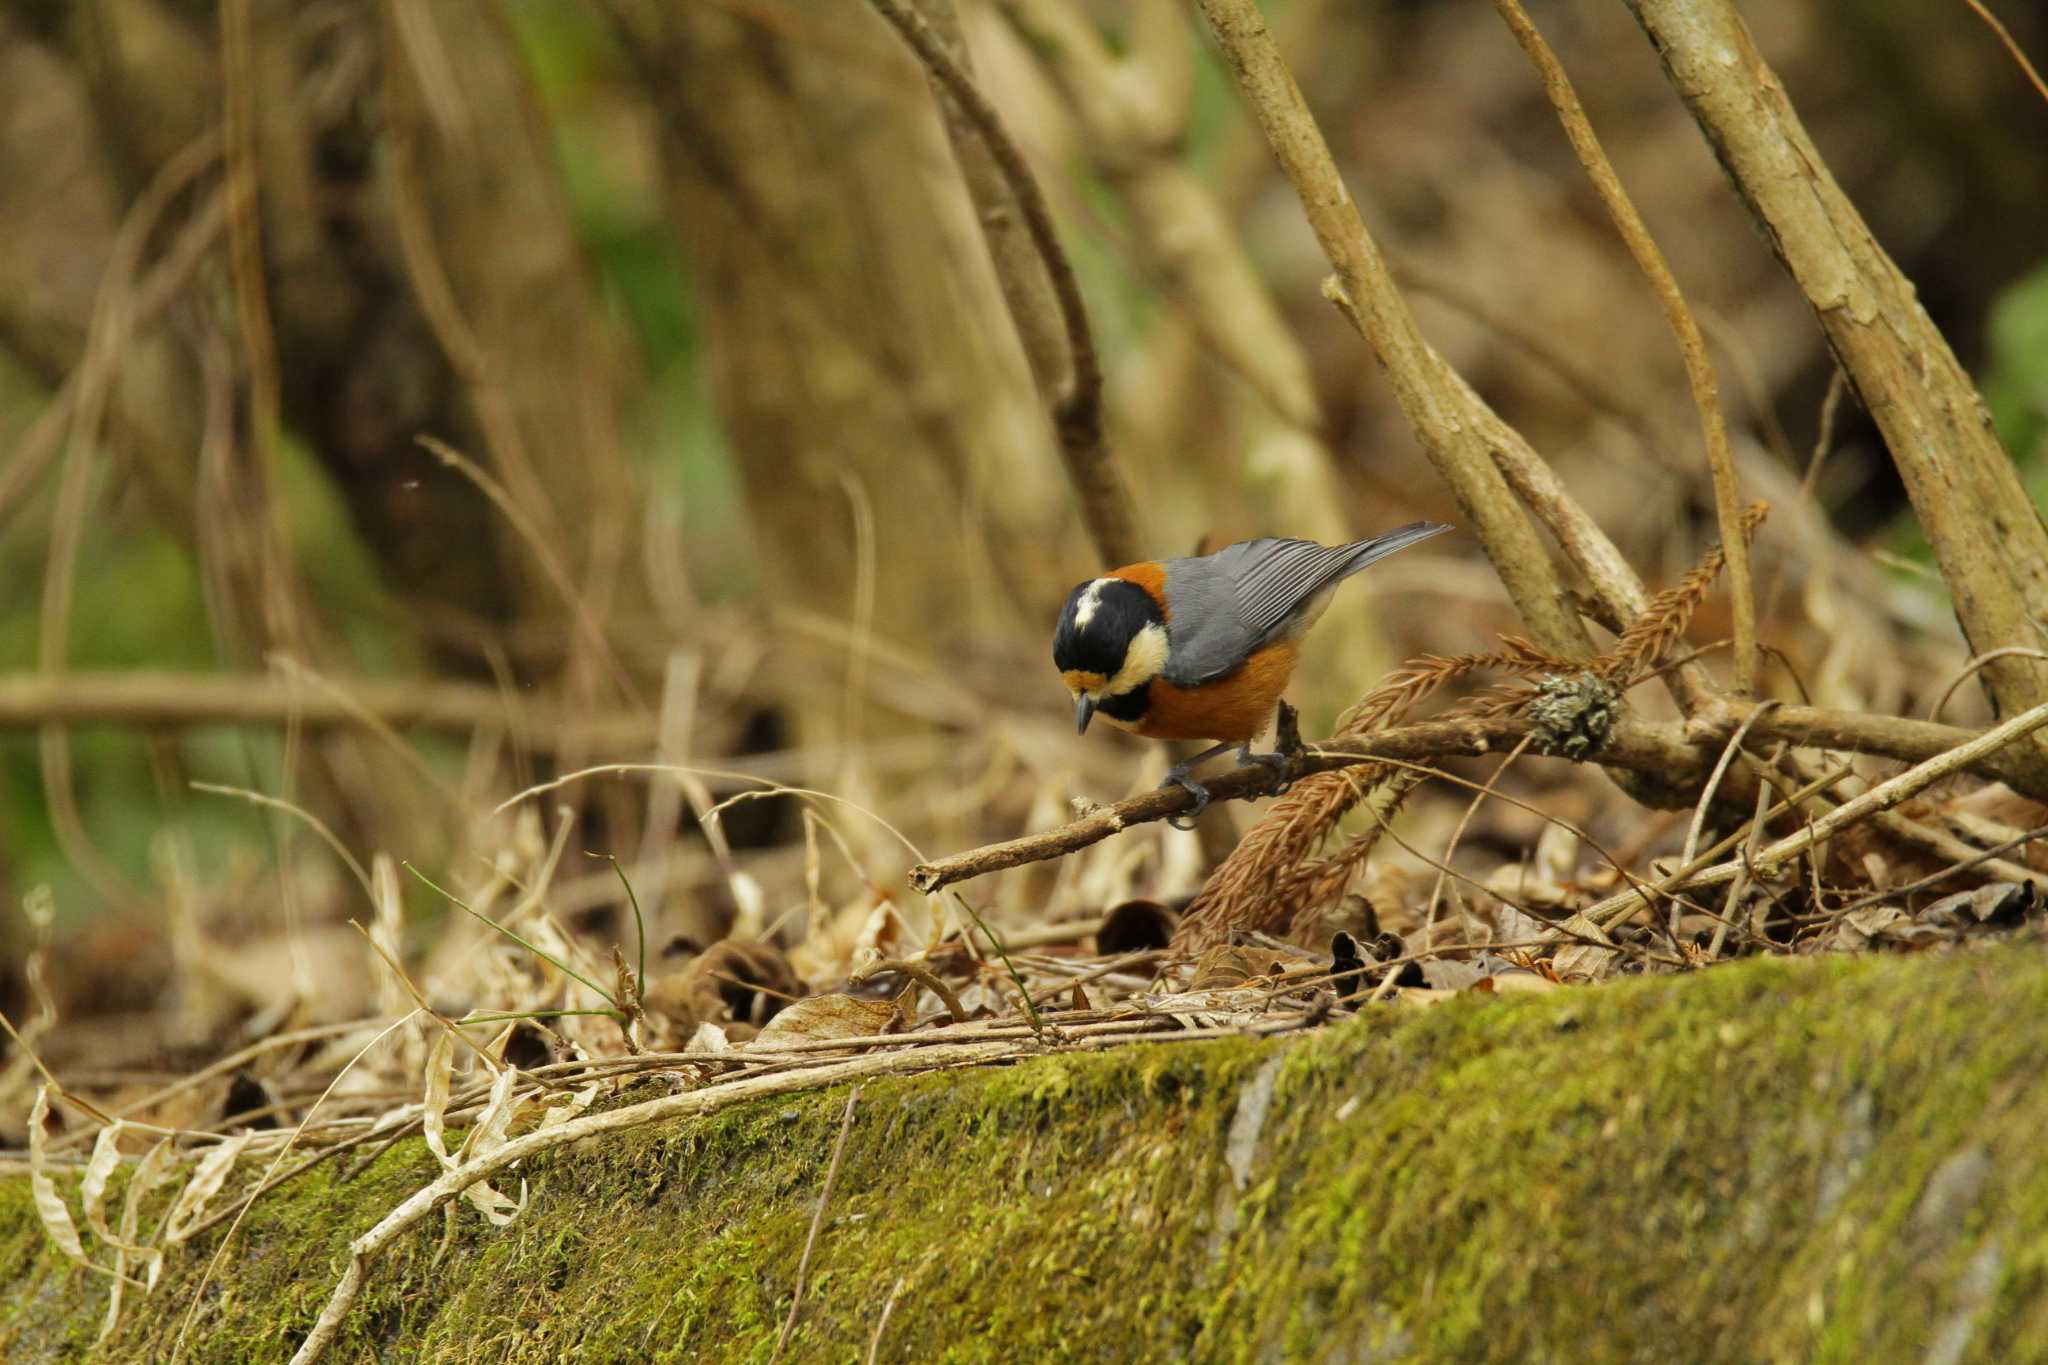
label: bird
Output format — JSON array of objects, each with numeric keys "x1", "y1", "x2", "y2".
[{"x1": 1053, "y1": 523, "x2": 1452, "y2": 825}]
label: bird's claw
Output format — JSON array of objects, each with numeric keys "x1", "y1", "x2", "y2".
[
  {"x1": 1161, "y1": 771, "x2": 1211, "y2": 829},
  {"x1": 1239, "y1": 746, "x2": 1296, "y2": 796}
]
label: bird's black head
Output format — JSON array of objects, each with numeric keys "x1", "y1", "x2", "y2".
[{"x1": 1054, "y1": 576, "x2": 1166, "y2": 733}]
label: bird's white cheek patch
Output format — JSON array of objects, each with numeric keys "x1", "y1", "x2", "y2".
[{"x1": 1107, "y1": 622, "x2": 1168, "y2": 697}]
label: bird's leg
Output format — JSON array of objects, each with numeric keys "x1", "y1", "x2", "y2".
[
  {"x1": 1235, "y1": 702, "x2": 1306, "y2": 795},
  {"x1": 1160, "y1": 740, "x2": 1234, "y2": 830}
]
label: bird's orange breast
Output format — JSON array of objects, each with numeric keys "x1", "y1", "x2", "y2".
[{"x1": 1134, "y1": 639, "x2": 1299, "y2": 742}]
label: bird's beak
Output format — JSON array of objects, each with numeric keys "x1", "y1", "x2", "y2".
[{"x1": 1075, "y1": 694, "x2": 1096, "y2": 734}]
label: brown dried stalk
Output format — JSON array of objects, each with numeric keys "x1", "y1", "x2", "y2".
[
  {"x1": 1626, "y1": 0, "x2": 2048, "y2": 781},
  {"x1": 0, "y1": 671, "x2": 656, "y2": 751},
  {"x1": 1193, "y1": 0, "x2": 1590, "y2": 659},
  {"x1": 868, "y1": 0, "x2": 1141, "y2": 566},
  {"x1": 1490, "y1": 0, "x2": 1756, "y2": 694}
]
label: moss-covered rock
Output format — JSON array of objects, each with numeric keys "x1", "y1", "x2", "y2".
[{"x1": 4, "y1": 943, "x2": 2046, "y2": 1362}]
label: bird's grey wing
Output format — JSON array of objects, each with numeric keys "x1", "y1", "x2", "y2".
[
  {"x1": 1162, "y1": 525, "x2": 1451, "y2": 684},
  {"x1": 1157, "y1": 550, "x2": 1261, "y2": 685}
]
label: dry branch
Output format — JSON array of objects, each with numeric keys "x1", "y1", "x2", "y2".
[
  {"x1": 869, "y1": 0, "x2": 1142, "y2": 566},
  {"x1": 910, "y1": 713, "x2": 1702, "y2": 893},
  {"x1": 1581, "y1": 698, "x2": 2048, "y2": 930},
  {"x1": 993, "y1": 0, "x2": 1322, "y2": 434},
  {"x1": 1193, "y1": 0, "x2": 1592, "y2": 659},
  {"x1": 1625, "y1": 0, "x2": 2048, "y2": 770},
  {"x1": 1490, "y1": 0, "x2": 1756, "y2": 694},
  {"x1": 0, "y1": 672, "x2": 656, "y2": 752},
  {"x1": 910, "y1": 694, "x2": 2048, "y2": 895},
  {"x1": 1713, "y1": 701, "x2": 2048, "y2": 800}
]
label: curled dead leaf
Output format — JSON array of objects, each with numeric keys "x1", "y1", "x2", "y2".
[
  {"x1": 747, "y1": 991, "x2": 911, "y2": 1051},
  {"x1": 1922, "y1": 882, "x2": 2038, "y2": 928},
  {"x1": 644, "y1": 938, "x2": 805, "y2": 1043},
  {"x1": 1188, "y1": 944, "x2": 1275, "y2": 992}
]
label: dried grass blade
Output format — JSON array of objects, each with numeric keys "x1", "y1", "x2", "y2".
[
  {"x1": 422, "y1": 1029, "x2": 456, "y2": 1167},
  {"x1": 161, "y1": 1131, "x2": 255, "y2": 1247},
  {"x1": 29, "y1": 1086, "x2": 91, "y2": 1266}
]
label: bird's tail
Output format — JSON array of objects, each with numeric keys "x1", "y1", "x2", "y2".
[{"x1": 1335, "y1": 521, "x2": 1453, "y2": 578}]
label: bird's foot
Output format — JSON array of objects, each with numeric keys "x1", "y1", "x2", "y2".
[
  {"x1": 1237, "y1": 701, "x2": 1307, "y2": 795},
  {"x1": 1236, "y1": 745, "x2": 1295, "y2": 796},
  {"x1": 1160, "y1": 769, "x2": 1212, "y2": 830}
]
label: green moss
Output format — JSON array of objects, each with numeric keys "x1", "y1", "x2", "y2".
[{"x1": 5, "y1": 944, "x2": 2048, "y2": 1362}]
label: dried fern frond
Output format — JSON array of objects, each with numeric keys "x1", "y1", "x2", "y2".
[
  {"x1": 1174, "y1": 764, "x2": 1399, "y2": 952},
  {"x1": 1335, "y1": 636, "x2": 1573, "y2": 736},
  {"x1": 1273, "y1": 770, "x2": 1427, "y2": 916},
  {"x1": 1594, "y1": 501, "x2": 1768, "y2": 684}
]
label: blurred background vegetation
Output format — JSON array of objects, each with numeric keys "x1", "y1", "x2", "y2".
[{"x1": 0, "y1": 0, "x2": 2044, "y2": 1082}]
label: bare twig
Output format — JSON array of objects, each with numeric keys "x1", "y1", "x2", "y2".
[
  {"x1": 851, "y1": 959, "x2": 965, "y2": 1025},
  {"x1": 913, "y1": 713, "x2": 1710, "y2": 892},
  {"x1": 865, "y1": 0, "x2": 1141, "y2": 564},
  {"x1": 218, "y1": 0, "x2": 302, "y2": 654},
  {"x1": 1590, "y1": 699, "x2": 2048, "y2": 925},
  {"x1": 1682, "y1": 701, "x2": 1777, "y2": 867},
  {"x1": 1721, "y1": 701, "x2": 2048, "y2": 800},
  {"x1": 1706, "y1": 750, "x2": 1779, "y2": 958},
  {"x1": 916, "y1": 687, "x2": 2048, "y2": 895},
  {"x1": 38, "y1": 130, "x2": 227, "y2": 917},
  {"x1": 1425, "y1": 736, "x2": 1535, "y2": 928},
  {"x1": 1833, "y1": 828, "x2": 2048, "y2": 916},
  {"x1": 1962, "y1": 0, "x2": 2048, "y2": 106},
  {"x1": 0, "y1": 671, "x2": 655, "y2": 750},
  {"x1": 1491, "y1": 0, "x2": 1757, "y2": 692},
  {"x1": 1194, "y1": 0, "x2": 1592, "y2": 659},
  {"x1": 416, "y1": 436, "x2": 643, "y2": 710},
  {"x1": 1927, "y1": 649, "x2": 2048, "y2": 722},
  {"x1": 1626, "y1": 0, "x2": 2048, "y2": 773}
]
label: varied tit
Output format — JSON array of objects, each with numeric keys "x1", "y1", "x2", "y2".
[{"x1": 1053, "y1": 523, "x2": 1451, "y2": 823}]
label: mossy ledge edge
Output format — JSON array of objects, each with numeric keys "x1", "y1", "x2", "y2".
[{"x1": 4, "y1": 942, "x2": 2046, "y2": 1362}]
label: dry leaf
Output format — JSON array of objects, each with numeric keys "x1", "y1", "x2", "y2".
[
  {"x1": 455, "y1": 1066, "x2": 528, "y2": 1227},
  {"x1": 537, "y1": 1083, "x2": 600, "y2": 1132},
  {"x1": 28, "y1": 1087, "x2": 90, "y2": 1267},
  {"x1": 78, "y1": 1122, "x2": 124, "y2": 1248},
  {"x1": 161, "y1": 1130, "x2": 253, "y2": 1246},
  {"x1": 1921, "y1": 883, "x2": 2038, "y2": 928},
  {"x1": 1188, "y1": 944, "x2": 1274, "y2": 991},
  {"x1": 1550, "y1": 913, "x2": 1620, "y2": 979},
  {"x1": 122, "y1": 1139, "x2": 174, "y2": 1291},
  {"x1": 647, "y1": 939, "x2": 804, "y2": 1035},
  {"x1": 686, "y1": 1021, "x2": 732, "y2": 1053},
  {"x1": 422, "y1": 1030, "x2": 456, "y2": 1167},
  {"x1": 748, "y1": 992, "x2": 908, "y2": 1050}
]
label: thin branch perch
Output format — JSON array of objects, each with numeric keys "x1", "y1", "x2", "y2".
[
  {"x1": 910, "y1": 698, "x2": 2048, "y2": 894},
  {"x1": 911, "y1": 714, "x2": 1702, "y2": 893}
]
